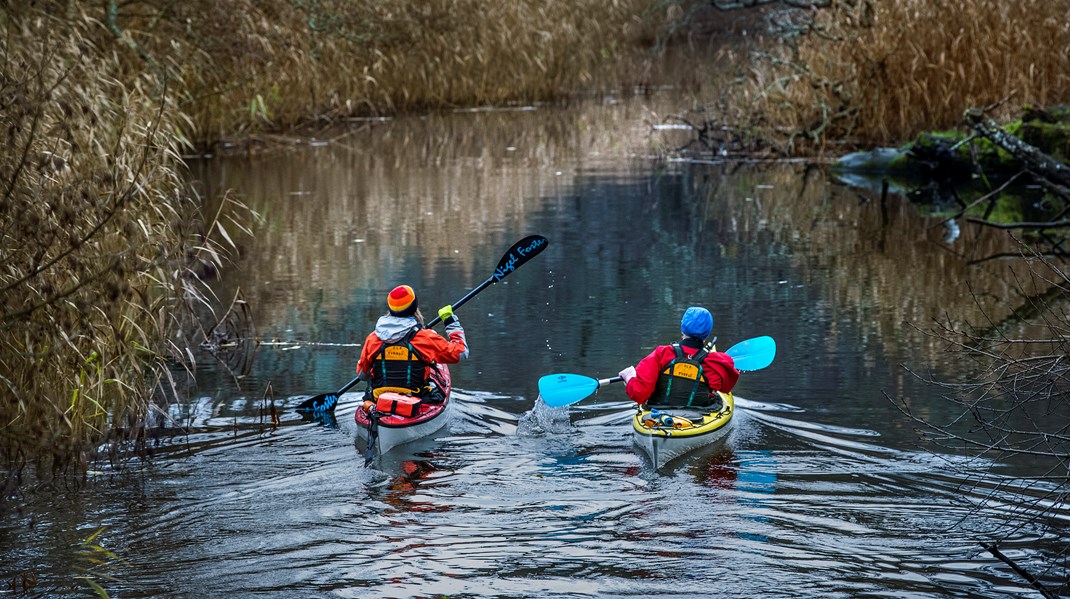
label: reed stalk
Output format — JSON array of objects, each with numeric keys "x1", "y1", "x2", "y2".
[
  {"x1": 0, "y1": 4, "x2": 250, "y2": 484},
  {"x1": 102, "y1": 0, "x2": 664, "y2": 144},
  {"x1": 0, "y1": 0, "x2": 676, "y2": 482},
  {"x1": 728, "y1": 0, "x2": 1070, "y2": 150}
]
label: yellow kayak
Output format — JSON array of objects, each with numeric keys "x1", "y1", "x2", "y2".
[{"x1": 632, "y1": 392, "x2": 734, "y2": 470}]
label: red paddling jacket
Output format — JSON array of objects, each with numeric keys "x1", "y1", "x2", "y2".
[
  {"x1": 356, "y1": 314, "x2": 468, "y2": 394},
  {"x1": 624, "y1": 337, "x2": 739, "y2": 407}
]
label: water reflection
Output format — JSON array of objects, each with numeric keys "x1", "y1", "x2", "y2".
[
  {"x1": 733, "y1": 450, "x2": 776, "y2": 543},
  {"x1": 4, "y1": 91, "x2": 1067, "y2": 597},
  {"x1": 375, "y1": 456, "x2": 449, "y2": 514},
  {"x1": 4, "y1": 379, "x2": 1066, "y2": 596}
]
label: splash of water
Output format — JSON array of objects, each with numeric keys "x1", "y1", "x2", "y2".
[{"x1": 516, "y1": 397, "x2": 577, "y2": 436}]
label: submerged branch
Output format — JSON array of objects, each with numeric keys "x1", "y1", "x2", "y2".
[
  {"x1": 981, "y1": 543, "x2": 1060, "y2": 599},
  {"x1": 965, "y1": 218, "x2": 1070, "y2": 230}
]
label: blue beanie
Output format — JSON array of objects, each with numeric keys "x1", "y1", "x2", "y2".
[{"x1": 680, "y1": 306, "x2": 713, "y2": 339}]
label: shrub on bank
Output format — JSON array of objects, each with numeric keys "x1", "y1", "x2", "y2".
[
  {"x1": 728, "y1": 0, "x2": 1070, "y2": 151},
  {"x1": 0, "y1": 6, "x2": 246, "y2": 485}
]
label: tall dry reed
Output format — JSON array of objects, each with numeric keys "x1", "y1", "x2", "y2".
[
  {"x1": 1, "y1": 0, "x2": 674, "y2": 480},
  {"x1": 102, "y1": 0, "x2": 664, "y2": 142},
  {"x1": 736, "y1": 0, "x2": 1070, "y2": 150},
  {"x1": 0, "y1": 4, "x2": 249, "y2": 481}
]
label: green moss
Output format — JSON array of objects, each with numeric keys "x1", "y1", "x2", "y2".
[
  {"x1": 909, "y1": 183, "x2": 1032, "y2": 222},
  {"x1": 1021, "y1": 121, "x2": 1070, "y2": 163},
  {"x1": 965, "y1": 195, "x2": 1026, "y2": 223},
  {"x1": 836, "y1": 105, "x2": 1070, "y2": 180}
]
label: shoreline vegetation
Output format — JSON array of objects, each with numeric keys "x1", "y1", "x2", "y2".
[
  {"x1": 3, "y1": 0, "x2": 1070, "y2": 492},
  {"x1": 687, "y1": 0, "x2": 1070, "y2": 154},
  {"x1": 0, "y1": 0, "x2": 683, "y2": 494}
]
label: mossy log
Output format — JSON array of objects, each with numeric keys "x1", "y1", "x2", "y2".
[
  {"x1": 964, "y1": 108, "x2": 1070, "y2": 194},
  {"x1": 833, "y1": 104, "x2": 1070, "y2": 185}
]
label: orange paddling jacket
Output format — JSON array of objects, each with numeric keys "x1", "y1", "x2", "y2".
[{"x1": 356, "y1": 314, "x2": 468, "y2": 393}]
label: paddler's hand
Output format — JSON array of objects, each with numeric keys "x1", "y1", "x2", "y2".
[
  {"x1": 618, "y1": 366, "x2": 636, "y2": 383},
  {"x1": 438, "y1": 304, "x2": 458, "y2": 326}
]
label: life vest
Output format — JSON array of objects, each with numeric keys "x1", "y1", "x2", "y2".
[
  {"x1": 649, "y1": 342, "x2": 717, "y2": 407},
  {"x1": 369, "y1": 329, "x2": 431, "y2": 394}
]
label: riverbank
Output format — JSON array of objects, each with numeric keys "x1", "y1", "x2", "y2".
[
  {"x1": 685, "y1": 0, "x2": 1070, "y2": 155},
  {"x1": 0, "y1": 0, "x2": 708, "y2": 489}
]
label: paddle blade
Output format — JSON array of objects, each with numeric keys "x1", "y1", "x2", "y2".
[
  {"x1": 426, "y1": 235, "x2": 549, "y2": 329},
  {"x1": 726, "y1": 336, "x2": 776, "y2": 372},
  {"x1": 294, "y1": 393, "x2": 339, "y2": 414},
  {"x1": 364, "y1": 416, "x2": 380, "y2": 467},
  {"x1": 492, "y1": 235, "x2": 548, "y2": 283},
  {"x1": 538, "y1": 373, "x2": 599, "y2": 407}
]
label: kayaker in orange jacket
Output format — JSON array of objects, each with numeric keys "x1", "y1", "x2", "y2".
[
  {"x1": 355, "y1": 285, "x2": 468, "y2": 401},
  {"x1": 618, "y1": 306, "x2": 739, "y2": 408}
]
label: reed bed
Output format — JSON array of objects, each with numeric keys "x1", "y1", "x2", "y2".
[
  {"x1": 106, "y1": 0, "x2": 665, "y2": 143},
  {"x1": 1, "y1": 0, "x2": 677, "y2": 482},
  {"x1": 0, "y1": 5, "x2": 248, "y2": 482},
  {"x1": 734, "y1": 0, "x2": 1070, "y2": 150}
]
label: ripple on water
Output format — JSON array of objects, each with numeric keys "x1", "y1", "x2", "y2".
[{"x1": 4, "y1": 386, "x2": 1064, "y2": 598}]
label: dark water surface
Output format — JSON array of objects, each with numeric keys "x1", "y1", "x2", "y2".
[{"x1": 3, "y1": 92, "x2": 1066, "y2": 597}]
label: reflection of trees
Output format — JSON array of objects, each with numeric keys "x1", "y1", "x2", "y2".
[
  {"x1": 888, "y1": 248, "x2": 1070, "y2": 597},
  {"x1": 190, "y1": 98, "x2": 672, "y2": 342},
  {"x1": 691, "y1": 165, "x2": 1054, "y2": 364}
]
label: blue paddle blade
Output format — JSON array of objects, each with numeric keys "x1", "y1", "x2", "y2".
[
  {"x1": 538, "y1": 373, "x2": 599, "y2": 407},
  {"x1": 726, "y1": 336, "x2": 776, "y2": 372}
]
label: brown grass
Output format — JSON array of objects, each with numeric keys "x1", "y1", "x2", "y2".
[
  {"x1": 103, "y1": 0, "x2": 665, "y2": 144},
  {"x1": 0, "y1": 0, "x2": 678, "y2": 479},
  {"x1": 0, "y1": 5, "x2": 251, "y2": 480},
  {"x1": 731, "y1": 0, "x2": 1070, "y2": 151}
]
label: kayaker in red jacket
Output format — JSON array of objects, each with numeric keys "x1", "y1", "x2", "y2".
[
  {"x1": 355, "y1": 284, "x2": 468, "y2": 401},
  {"x1": 618, "y1": 306, "x2": 739, "y2": 408}
]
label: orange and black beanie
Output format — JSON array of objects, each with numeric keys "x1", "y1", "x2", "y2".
[{"x1": 387, "y1": 285, "x2": 418, "y2": 317}]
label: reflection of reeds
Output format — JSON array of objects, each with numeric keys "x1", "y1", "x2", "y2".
[
  {"x1": 736, "y1": 0, "x2": 1070, "y2": 148},
  {"x1": 189, "y1": 95, "x2": 687, "y2": 336},
  {"x1": 201, "y1": 108, "x2": 1045, "y2": 370},
  {"x1": 689, "y1": 165, "x2": 1051, "y2": 369}
]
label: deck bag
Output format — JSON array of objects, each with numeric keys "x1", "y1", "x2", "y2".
[
  {"x1": 642, "y1": 410, "x2": 695, "y2": 429},
  {"x1": 375, "y1": 391, "x2": 421, "y2": 417}
]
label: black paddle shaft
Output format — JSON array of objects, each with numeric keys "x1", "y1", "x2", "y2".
[{"x1": 424, "y1": 234, "x2": 548, "y2": 328}]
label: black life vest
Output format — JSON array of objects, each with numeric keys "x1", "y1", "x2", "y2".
[
  {"x1": 649, "y1": 342, "x2": 716, "y2": 407},
  {"x1": 369, "y1": 328, "x2": 431, "y2": 393}
]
